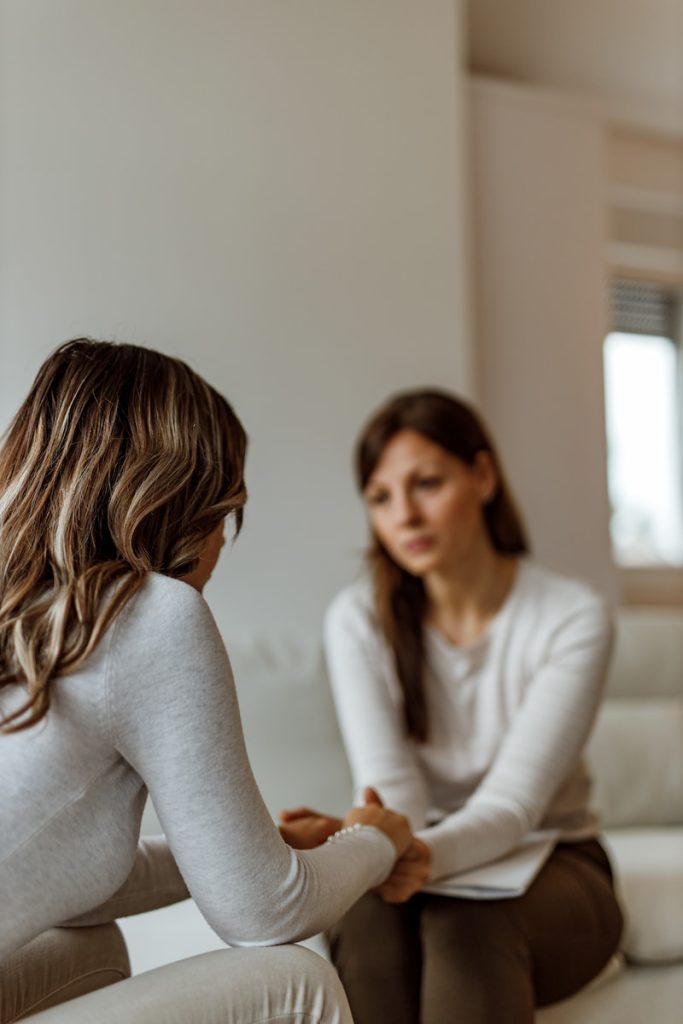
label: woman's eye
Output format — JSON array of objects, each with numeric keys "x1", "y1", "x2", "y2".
[
  {"x1": 417, "y1": 476, "x2": 442, "y2": 490},
  {"x1": 367, "y1": 491, "x2": 389, "y2": 507}
]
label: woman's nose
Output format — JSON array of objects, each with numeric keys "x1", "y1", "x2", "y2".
[{"x1": 394, "y1": 491, "x2": 421, "y2": 526}]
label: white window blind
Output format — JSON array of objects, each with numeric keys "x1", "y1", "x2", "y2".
[{"x1": 611, "y1": 279, "x2": 677, "y2": 339}]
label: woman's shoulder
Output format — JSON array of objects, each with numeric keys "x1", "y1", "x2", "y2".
[
  {"x1": 113, "y1": 573, "x2": 221, "y2": 655},
  {"x1": 103, "y1": 574, "x2": 230, "y2": 717},
  {"x1": 518, "y1": 559, "x2": 606, "y2": 606},
  {"x1": 515, "y1": 559, "x2": 612, "y2": 635},
  {"x1": 130, "y1": 571, "x2": 210, "y2": 616}
]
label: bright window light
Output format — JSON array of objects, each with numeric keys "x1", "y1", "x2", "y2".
[{"x1": 604, "y1": 331, "x2": 683, "y2": 566}]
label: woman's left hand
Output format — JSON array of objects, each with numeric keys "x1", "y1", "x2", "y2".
[
  {"x1": 279, "y1": 806, "x2": 343, "y2": 849},
  {"x1": 375, "y1": 837, "x2": 432, "y2": 902}
]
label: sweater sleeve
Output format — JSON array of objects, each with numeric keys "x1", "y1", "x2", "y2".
[
  {"x1": 324, "y1": 587, "x2": 431, "y2": 830},
  {"x1": 105, "y1": 578, "x2": 394, "y2": 946},
  {"x1": 418, "y1": 595, "x2": 614, "y2": 880}
]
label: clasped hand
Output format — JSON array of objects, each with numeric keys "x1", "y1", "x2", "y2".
[{"x1": 279, "y1": 787, "x2": 431, "y2": 903}]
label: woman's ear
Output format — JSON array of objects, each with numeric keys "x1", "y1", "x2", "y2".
[{"x1": 473, "y1": 450, "x2": 498, "y2": 504}]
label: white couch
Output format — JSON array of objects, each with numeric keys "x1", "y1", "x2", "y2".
[{"x1": 123, "y1": 607, "x2": 683, "y2": 1022}]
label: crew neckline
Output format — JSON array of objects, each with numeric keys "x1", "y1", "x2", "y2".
[{"x1": 425, "y1": 557, "x2": 527, "y2": 655}]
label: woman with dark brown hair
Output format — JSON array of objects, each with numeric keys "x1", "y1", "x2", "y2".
[
  {"x1": 0, "y1": 340, "x2": 415, "y2": 1024},
  {"x1": 291, "y1": 389, "x2": 623, "y2": 1024}
]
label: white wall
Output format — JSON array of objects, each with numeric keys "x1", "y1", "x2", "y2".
[
  {"x1": 0, "y1": 0, "x2": 473, "y2": 641},
  {"x1": 471, "y1": 79, "x2": 616, "y2": 600}
]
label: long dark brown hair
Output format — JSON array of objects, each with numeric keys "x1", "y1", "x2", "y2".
[
  {"x1": 0, "y1": 339, "x2": 247, "y2": 732},
  {"x1": 356, "y1": 389, "x2": 529, "y2": 742}
]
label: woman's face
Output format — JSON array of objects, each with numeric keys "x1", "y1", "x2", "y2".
[{"x1": 363, "y1": 429, "x2": 497, "y2": 577}]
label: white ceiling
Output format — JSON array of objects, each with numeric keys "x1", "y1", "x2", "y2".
[{"x1": 468, "y1": 0, "x2": 683, "y2": 109}]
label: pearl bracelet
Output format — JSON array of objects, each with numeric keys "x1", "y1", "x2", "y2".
[{"x1": 326, "y1": 822, "x2": 365, "y2": 844}]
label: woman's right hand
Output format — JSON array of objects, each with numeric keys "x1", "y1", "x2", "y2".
[
  {"x1": 375, "y1": 837, "x2": 432, "y2": 902},
  {"x1": 341, "y1": 787, "x2": 413, "y2": 859}
]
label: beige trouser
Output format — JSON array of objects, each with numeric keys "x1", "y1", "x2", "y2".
[
  {"x1": 0, "y1": 924, "x2": 131, "y2": 1022},
  {"x1": 1, "y1": 838, "x2": 353, "y2": 1024}
]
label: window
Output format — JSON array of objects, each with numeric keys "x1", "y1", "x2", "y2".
[{"x1": 603, "y1": 281, "x2": 683, "y2": 568}]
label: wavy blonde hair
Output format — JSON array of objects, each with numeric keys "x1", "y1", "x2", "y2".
[{"x1": 0, "y1": 339, "x2": 247, "y2": 732}]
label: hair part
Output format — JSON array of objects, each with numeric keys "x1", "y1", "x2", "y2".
[
  {"x1": 0, "y1": 338, "x2": 247, "y2": 732},
  {"x1": 356, "y1": 388, "x2": 529, "y2": 742}
]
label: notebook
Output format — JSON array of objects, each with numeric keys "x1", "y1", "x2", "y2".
[{"x1": 423, "y1": 832, "x2": 558, "y2": 900}]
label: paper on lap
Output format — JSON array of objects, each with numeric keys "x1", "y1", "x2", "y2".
[{"x1": 423, "y1": 832, "x2": 558, "y2": 900}]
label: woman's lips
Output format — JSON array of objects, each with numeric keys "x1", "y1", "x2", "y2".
[{"x1": 403, "y1": 537, "x2": 435, "y2": 554}]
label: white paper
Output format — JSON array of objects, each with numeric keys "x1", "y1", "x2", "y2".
[{"x1": 423, "y1": 832, "x2": 558, "y2": 900}]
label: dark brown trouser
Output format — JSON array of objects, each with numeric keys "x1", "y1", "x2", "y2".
[{"x1": 327, "y1": 839, "x2": 623, "y2": 1024}]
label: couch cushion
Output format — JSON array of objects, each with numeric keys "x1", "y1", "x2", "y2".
[
  {"x1": 605, "y1": 828, "x2": 683, "y2": 963},
  {"x1": 607, "y1": 608, "x2": 683, "y2": 699},
  {"x1": 586, "y1": 698, "x2": 683, "y2": 828},
  {"x1": 230, "y1": 639, "x2": 353, "y2": 818}
]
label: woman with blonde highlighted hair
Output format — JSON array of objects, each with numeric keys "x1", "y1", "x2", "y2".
[{"x1": 0, "y1": 340, "x2": 414, "y2": 1024}]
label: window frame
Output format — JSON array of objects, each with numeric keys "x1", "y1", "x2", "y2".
[{"x1": 606, "y1": 280, "x2": 683, "y2": 606}]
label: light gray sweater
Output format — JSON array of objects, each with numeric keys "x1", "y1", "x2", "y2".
[
  {"x1": 0, "y1": 574, "x2": 394, "y2": 961},
  {"x1": 326, "y1": 560, "x2": 613, "y2": 882}
]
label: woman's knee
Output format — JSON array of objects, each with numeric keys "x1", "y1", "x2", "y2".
[
  {"x1": 327, "y1": 893, "x2": 419, "y2": 973},
  {"x1": 262, "y1": 945, "x2": 353, "y2": 1024},
  {"x1": 326, "y1": 897, "x2": 422, "y2": 1024},
  {"x1": 18, "y1": 946, "x2": 352, "y2": 1024},
  {"x1": 422, "y1": 895, "x2": 518, "y2": 950}
]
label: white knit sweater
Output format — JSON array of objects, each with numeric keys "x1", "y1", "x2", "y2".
[
  {"x1": 0, "y1": 574, "x2": 394, "y2": 961},
  {"x1": 325, "y1": 560, "x2": 613, "y2": 882}
]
